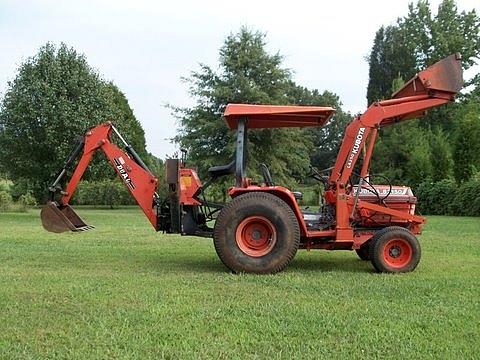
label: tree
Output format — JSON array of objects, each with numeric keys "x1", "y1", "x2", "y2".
[
  {"x1": 366, "y1": 26, "x2": 417, "y2": 104},
  {"x1": 430, "y1": 1, "x2": 476, "y2": 63},
  {"x1": 0, "y1": 43, "x2": 147, "y2": 200},
  {"x1": 371, "y1": 122, "x2": 433, "y2": 187},
  {"x1": 286, "y1": 85, "x2": 350, "y2": 169},
  {"x1": 173, "y1": 28, "x2": 347, "y2": 186},
  {"x1": 452, "y1": 100, "x2": 480, "y2": 182},
  {"x1": 145, "y1": 153, "x2": 167, "y2": 198},
  {"x1": 429, "y1": 129, "x2": 453, "y2": 181}
]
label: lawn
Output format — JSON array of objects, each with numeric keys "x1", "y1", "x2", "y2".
[{"x1": 0, "y1": 208, "x2": 479, "y2": 359}]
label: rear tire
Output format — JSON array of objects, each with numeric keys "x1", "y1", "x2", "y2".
[
  {"x1": 213, "y1": 192, "x2": 300, "y2": 274},
  {"x1": 369, "y1": 226, "x2": 421, "y2": 273}
]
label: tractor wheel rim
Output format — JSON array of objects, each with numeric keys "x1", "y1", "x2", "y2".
[
  {"x1": 383, "y1": 238, "x2": 413, "y2": 268},
  {"x1": 235, "y1": 216, "x2": 277, "y2": 257}
]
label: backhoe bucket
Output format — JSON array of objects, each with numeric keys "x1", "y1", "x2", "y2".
[{"x1": 41, "y1": 202, "x2": 94, "y2": 233}]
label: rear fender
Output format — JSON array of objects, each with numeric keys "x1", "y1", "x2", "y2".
[{"x1": 228, "y1": 186, "x2": 308, "y2": 236}]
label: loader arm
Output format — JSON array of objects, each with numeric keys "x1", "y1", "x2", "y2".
[
  {"x1": 329, "y1": 53, "x2": 463, "y2": 186},
  {"x1": 326, "y1": 53, "x2": 463, "y2": 239},
  {"x1": 41, "y1": 122, "x2": 159, "y2": 232}
]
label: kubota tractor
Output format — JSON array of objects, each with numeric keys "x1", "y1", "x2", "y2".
[{"x1": 41, "y1": 54, "x2": 463, "y2": 274}]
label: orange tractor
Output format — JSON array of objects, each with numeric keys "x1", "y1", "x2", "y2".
[{"x1": 41, "y1": 54, "x2": 463, "y2": 274}]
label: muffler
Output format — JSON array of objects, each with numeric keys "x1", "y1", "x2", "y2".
[{"x1": 40, "y1": 201, "x2": 94, "y2": 233}]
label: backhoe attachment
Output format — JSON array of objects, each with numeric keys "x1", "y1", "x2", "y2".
[{"x1": 41, "y1": 122, "x2": 159, "y2": 233}]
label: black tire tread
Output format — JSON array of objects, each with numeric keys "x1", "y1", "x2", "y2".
[
  {"x1": 357, "y1": 226, "x2": 396, "y2": 261},
  {"x1": 213, "y1": 192, "x2": 300, "y2": 274},
  {"x1": 369, "y1": 226, "x2": 421, "y2": 273},
  {"x1": 355, "y1": 246, "x2": 370, "y2": 261}
]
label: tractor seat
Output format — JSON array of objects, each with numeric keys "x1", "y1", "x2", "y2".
[
  {"x1": 208, "y1": 160, "x2": 235, "y2": 178},
  {"x1": 292, "y1": 191, "x2": 303, "y2": 200}
]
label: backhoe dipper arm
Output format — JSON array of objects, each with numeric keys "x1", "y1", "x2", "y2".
[{"x1": 54, "y1": 122, "x2": 159, "y2": 229}]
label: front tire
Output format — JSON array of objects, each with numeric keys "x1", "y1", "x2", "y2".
[
  {"x1": 356, "y1": 227, "x2": 392, "y2": 261},
  {"x1": 355, "y1": 244, "x2": 370, "y2": 261},
  {"x1": 213, "y1": 192, "x2": 300, "y2": 274},
  {"x1": 369, "y1": 226, "x2": 421, "y2": 273}
]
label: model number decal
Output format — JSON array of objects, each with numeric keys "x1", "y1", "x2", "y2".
[
  {"x1": 114, "y1": 158, "x2": 136, "y2": 190},
  {"x1": 346, "y1": 127, "x2": 365, "y2": 169}
]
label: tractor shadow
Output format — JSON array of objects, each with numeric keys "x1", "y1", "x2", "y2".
[
  {"x1": 130, "y1": 251, "x2": 373, "y2": 275},
  {"x1": 130, "y1": 253, "x2": 227, "y2": 274},
  {"x1": 288, "y1": 255, "x2": 373, "y2": 274}
]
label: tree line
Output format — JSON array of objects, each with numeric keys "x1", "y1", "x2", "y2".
[{"x1": 0, "y1": 0, "x2": 478, "y2": 214}]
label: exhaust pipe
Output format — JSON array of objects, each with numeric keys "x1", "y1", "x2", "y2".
[{"x1": 41, "y1": 201, "x2": 94, "y2": 233}]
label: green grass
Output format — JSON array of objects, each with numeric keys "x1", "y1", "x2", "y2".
[{"x1": 0, "y1": 209, "x2": 479, "y2": 359}]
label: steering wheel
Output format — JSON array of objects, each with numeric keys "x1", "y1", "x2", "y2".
[{"x1": 308, "y1": 165, "x2": 331, "y2": 186}]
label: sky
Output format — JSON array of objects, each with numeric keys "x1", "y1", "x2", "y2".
[{"x1": 0, "y1": 0, "x2": 478, "y2": 158}]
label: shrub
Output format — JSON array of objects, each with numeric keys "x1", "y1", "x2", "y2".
[
  {"x1": 10, "y1": 178, "x2": 35, "y2": 201},
  {"x1": 71, "y1": 179, "x2": 136, "y2": 207},
  {"x1": 0, "y1": 190, "x2": 26, "y2": 212},
  {"x1": 416, "y1": 179, "x2": 456, "y2": 215},
  {"x1": 18, "y1": 191, "x2": 37, "y2": 207},
  {"x1": 0, "y1": 190, "x2": 13, "y2": 211},
  {"x1": 0, "y1": 179, "x2": 12, "y2": 193},
  {"x1": 451, "y1": 180, "x2": 480, "y2": 216},
  {"x1": 297, "y1": 185, "x2": 321, "y2": 207},
  {"x1": 416, "y1": 179, "x2": 480, "y2": 216}
]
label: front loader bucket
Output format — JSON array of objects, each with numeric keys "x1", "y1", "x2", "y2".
[
  {"x1": 392, "y1": 53, "x2": 463, "y2": 99},
  {"x1": 41, "y1": 202, "x2": 94, "y2": 233}
]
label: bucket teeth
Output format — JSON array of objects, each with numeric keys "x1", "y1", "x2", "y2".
[{"x1": 76, "y1": 225, "x2": 95, "y2": 232}]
